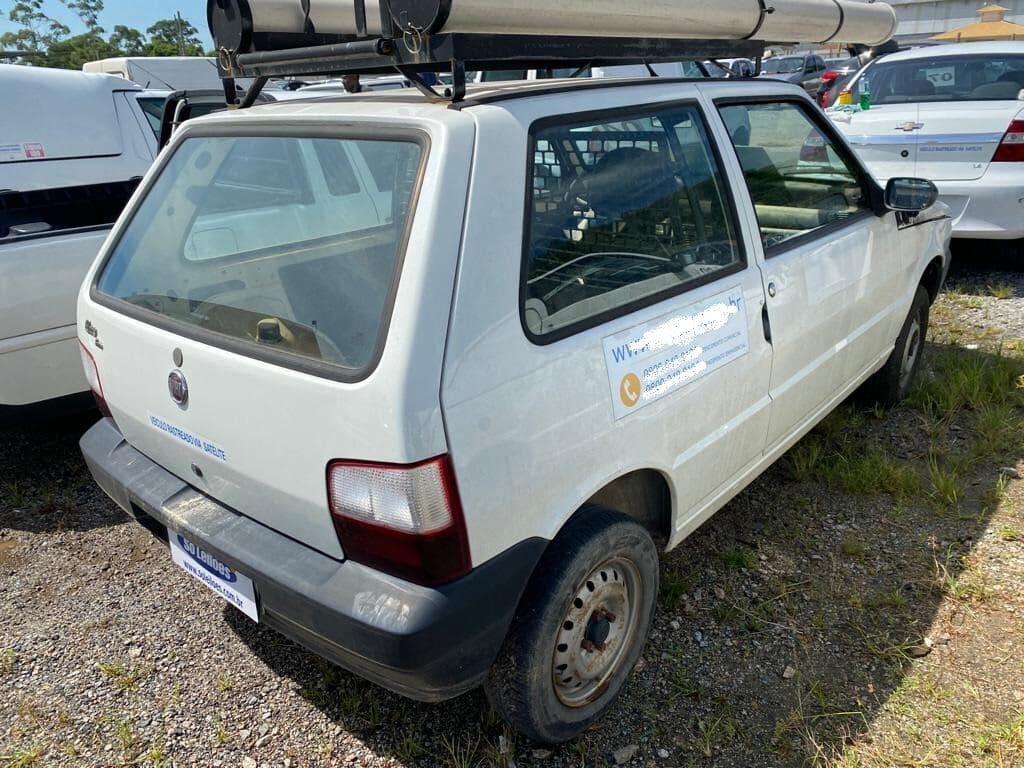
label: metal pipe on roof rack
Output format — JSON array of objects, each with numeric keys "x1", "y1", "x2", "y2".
[
  {"x1": 234, "y1": 37, "x2": 392, "y2": 68},
  {"x1": 209, "y1": 0, "x2": 898, "y2": 53}
]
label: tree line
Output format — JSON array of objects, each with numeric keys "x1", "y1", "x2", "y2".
[{"x1": 2, "y1": 0, "x2": 208, "y2": 69}]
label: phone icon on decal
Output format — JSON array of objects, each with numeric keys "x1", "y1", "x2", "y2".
[{"x1": 619, "y1": 373, "x2": 642, "y2": 408}]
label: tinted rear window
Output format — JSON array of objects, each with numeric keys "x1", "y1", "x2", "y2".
[
  {"x1": 763, "y1": 57, "x2": 804, "y2": 74},
  {"x1": 859, "y1": 54, "x2": 1024, "y2": 103},
  {"x1": 96, "y1": 133, "x2": 423, "y2": 375}
]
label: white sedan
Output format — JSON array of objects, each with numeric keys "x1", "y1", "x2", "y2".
[{"x1": 827, "y1": 41, "x2": 1024, "y2": 240}]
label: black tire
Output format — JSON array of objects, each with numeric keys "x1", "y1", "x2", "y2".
[
  {"x1": 484, "y1": 506, "x2": 658, "y2": 744},
  {"x1": 862, "y1": 286, "x2": 930, "y2": 408}
]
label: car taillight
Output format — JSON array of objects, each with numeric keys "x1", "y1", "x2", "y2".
[
  {"x1": 327, "y1": 456, "x2": 471, "y2": 586},
  {"x1": 79, "y1": 341, "x2": 111, "y2": 416},
  {"x1": 822, "y1": 70, "x2": 839, "y2": 83},
  {"x1": 992, "y1": 119, "x2": 1024, "y2": 162}
]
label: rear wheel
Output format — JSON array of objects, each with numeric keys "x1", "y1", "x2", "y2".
[
  {"x1": 862, "y1": 286, "x2": 930, "y2": 408},
  {"x1": 485, "y1": 506, "x2": 658, "y2": 744}
]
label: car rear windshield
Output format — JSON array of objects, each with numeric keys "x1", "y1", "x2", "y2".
[
  {"x1": 95, "y1": 132, "x2": 423, "y2": 376},
  {"x1": 858, "y1": 54, "x2": 1024, "y2": 103},
  {"x1": 763, "y1": 57, "x2": 804, "y2": 74}
]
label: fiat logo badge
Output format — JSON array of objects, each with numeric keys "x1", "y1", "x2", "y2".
[{"x1": 168, "y1": 369, "x2": 189, "y2": 405}]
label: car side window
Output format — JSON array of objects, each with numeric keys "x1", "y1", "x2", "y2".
[
  {"x1": 523, "y1": 104, "x2": 743, "y2": 340},
  {"x1": 717, "y1": 101, "x2": 871, "y2": 252}
]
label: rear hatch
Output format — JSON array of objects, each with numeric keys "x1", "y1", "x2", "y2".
[
  {"x1": 915, "y1": 101, "x2": 1023, "y2": 181},
  {"x1": 81, "y1": 108, "x2": 469, "y2": 559},
  {"x1": 830, "y1": 103, "x2": 922, "y2": 183},
  {"x1": 837, "y1": 50, "x2": 1024, "y2": 183}
]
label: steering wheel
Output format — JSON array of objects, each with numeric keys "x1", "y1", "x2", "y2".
[{"x1": 681, "y1": 240, "x2": 736, "y2": 267}]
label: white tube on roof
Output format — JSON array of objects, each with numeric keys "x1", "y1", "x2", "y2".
[{"x1": 211, "y1": 0, "x2": 897, "y2": 51}]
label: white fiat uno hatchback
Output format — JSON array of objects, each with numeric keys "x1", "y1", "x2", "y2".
[{"x1": 78, "y1": 22, "x2": 950, "y2": 741}]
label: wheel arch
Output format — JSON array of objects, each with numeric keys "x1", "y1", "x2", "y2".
[
  {"x1": 919, "y1": 255, "x2": 946, "y2": 304},
  {"x1": 577, "y1": 468, "x2": 674, "y2": 546}
]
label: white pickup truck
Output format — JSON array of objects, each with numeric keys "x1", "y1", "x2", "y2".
[{"x1": 0, "y1": 65, "x2": 157, "y2": 405}]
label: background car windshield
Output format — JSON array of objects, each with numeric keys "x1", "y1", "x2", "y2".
[
  {"x1": 764, "y1": 57, "x2": 804, "y2": 74},
  {"x1": 857, "y1": 54, "x2": 1024, "y2": 103},
  {"x1": 96, "y1": 134, "x2": 423, "y2": 373}
]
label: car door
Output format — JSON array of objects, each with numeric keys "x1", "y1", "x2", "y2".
[
  {"x1": 442, "y1": 94, "x2": 773, "y2": 558},
  {"x1": 714, "y1": 97, "x2": 904, "y2": 451},
  {"x1": 809, "y1": 56, "x2": 827, "y2": 94}
]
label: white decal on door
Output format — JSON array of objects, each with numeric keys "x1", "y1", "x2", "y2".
[{"x1": 602, "y1": 285, "x2": 749, "y2": 420}]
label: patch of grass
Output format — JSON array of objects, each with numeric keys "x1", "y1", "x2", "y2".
[
  {"x1": 999, "y1": 526, "x2": 1022, "y2": 542},
  {"x1": 15, "y1": 698, "x2": 40, "y2": 721},
  {"x1": 786, "y1": 438, "x2": 826, "y2": 482},
  {"x1": 668, "y1": 668, "x2": 704, "y2": 702},
  {"x1": 839, "y1": 534, "x2": 868, "y2": 558},
  {"x1": 933, "y1": 549, "x2": 991, "y2": 603},
  {"x1": 98, "y1": 661, "x2": 151, "y2": 691},
  {"x1": 816, "y1": 406, "x2": 866, "y2": 441},
  {"x1": 659, "y1": 564, "x2": 694, "y2": 609},
  {"x1": 214, "y1": 721, "x2": 231, "y2": 745},
  {"x1": 823, "y1": 448, "x2": 922, "y2": 499},
  {"x1": 0, "y1": 649, "x2": 15, "y2": 675},
  {"x1": 985, "y1": 473, "x2": 1012, "y2": 512},
  {"x1": 116, "y1": 719, "x2": 137, "y2": 755},
  {"x1": 145, "y1": 733, "x2": 169, "y2": 768},
  {"x1": 945, "y1": 289, "x2": 986, "y2": 309},
  {"x1": 861, "y1": 632, "x2": 917, "y2": 664},
  {"x1": 214, "y1": 673, "x2": 233, "y2": 691},
  {"x1": 691, "y1": 715, "x2": 739, "y2": 757},
  {"x1": 988, "y1": 282, "x2": 1016, "y2": 300},
  {"x1": 440, "y1": 732, "x2": 482, "y2": 768},
  {"x1": 862, "y1": 588, "x2": 908, "y2": 614},
  {"x1": 908, "y1": 347, "x2": 1024, "y2": 420},
  {"x1": 975, "y1": 403, "x2": 1024, "y2": 459},
  {"x1": 772, "y1": 680, "x2": 865, "y2": 763},
  {"x1": 718, "y1": 545, "x2": 757, "y2": 571},
  {"x1": 3, "y1": 482, "x2": 26, "y2": 508},
  {"x1": 927, "y1": 456, "x2": 962, "y2": 510},
  {"x1": 34, "y1": 488, "x2": 57, "y2": 515},
  {"x1": 0, "y1": 746, "x2": 42, "y2": 768},
  {"x1": 394, "y1": 734, "x2": 426, "y2": 763},
  {"x1": 478, "y1": 730, "x2": 517, "y2": 768}
]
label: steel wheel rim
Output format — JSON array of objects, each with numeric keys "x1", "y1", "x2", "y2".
[
  {"x1": 551, "y1": 557, "x2": 643, "y2": 708},
  {"x1": 899, "y1": 316, "x2": 922, "y2": 391}
]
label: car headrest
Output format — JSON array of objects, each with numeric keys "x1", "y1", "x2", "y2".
[
  {"x1": 997, "y1": 70, "x2": 1024, "y2": 86},
  {"x1": 970, "y1": 81, "x2": 1021, "y2": 100},
  {"x1": 904, "y1": 79, "x2": 936, "y2": 96},
  {"x1": 581, "y1": 148, "x2": 679, "y2": 217}
]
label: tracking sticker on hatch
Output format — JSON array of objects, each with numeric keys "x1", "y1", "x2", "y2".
[
  {"x1": 0, "y1": 142, "x2": 46, "y2": 162},
  {"x1": 602, "y1": 285, "x2": 749, "y2": 420},
  {"x1": 148, "y1": 412, "x2": 228, "y2": 462}
]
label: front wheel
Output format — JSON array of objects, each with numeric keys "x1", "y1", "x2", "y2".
[
  {"x1": 862, "y1": 286, "x2": 930, "y2": 408},
  {"x1": 485, "y1": 506, "x2": 658, "y2": 744}
]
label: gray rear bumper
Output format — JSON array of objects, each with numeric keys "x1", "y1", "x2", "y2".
[{"x1": 80, "y1": 417, "x2": 545, "y2": 702}]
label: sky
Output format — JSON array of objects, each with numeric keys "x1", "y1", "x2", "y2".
[{"x1": 0, "y1": 0, "x2": 214, "y2": 48}]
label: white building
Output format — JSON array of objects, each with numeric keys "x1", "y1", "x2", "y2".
[{"x1": 890, "y1": 0, "x2": 1024, "y2": 43}]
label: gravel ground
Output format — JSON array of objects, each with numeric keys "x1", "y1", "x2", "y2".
[{"x1": 2, "y1": 251, "x2": 1023, "y2": 768}]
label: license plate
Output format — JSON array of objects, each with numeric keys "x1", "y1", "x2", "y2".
[{"x1": 168, "y1": 529, "x2": 258, "y2": 622}]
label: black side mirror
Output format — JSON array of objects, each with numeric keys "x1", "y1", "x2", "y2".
[{"x1": 885, "y1": 177, "x2": 938, "y2": 212}]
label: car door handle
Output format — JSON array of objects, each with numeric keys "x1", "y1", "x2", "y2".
[{"x1": 767, "y1": 281, "x2": 777, "y2": 298}]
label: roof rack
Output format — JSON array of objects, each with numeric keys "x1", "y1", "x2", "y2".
[{"x1": 213, "y1": 0, "x2": 765, "y2": 106}]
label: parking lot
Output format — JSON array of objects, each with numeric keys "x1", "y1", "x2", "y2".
[{"x1": 1, "y1": 253, "x2": 1022, "y2": 768}]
